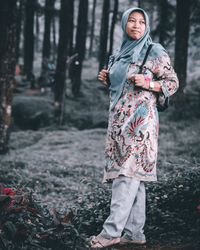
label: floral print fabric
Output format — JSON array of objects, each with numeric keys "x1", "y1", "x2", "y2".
[{"x1": 103, "y1": 54, "x2": 179, "y2": 182}]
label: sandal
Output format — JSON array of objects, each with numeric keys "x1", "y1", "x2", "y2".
[
  {"x1": 120, "y1": 236, "x2": 146, "y2": 245},
  {"x1": 90, "y1": 234, "x2": 120, "y2": 248}
]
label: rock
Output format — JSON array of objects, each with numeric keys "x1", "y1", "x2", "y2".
[{"x1": 12, "y1": 96, "x2": 54, "y2": 130}]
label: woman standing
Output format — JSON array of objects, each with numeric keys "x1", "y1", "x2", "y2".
[{"x1": 90, "y1": 7, "x2": 179, "y2": 248}]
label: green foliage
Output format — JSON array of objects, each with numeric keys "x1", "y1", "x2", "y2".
[
  {"x1": 72, "y1": 169, "x2": 200, "y2": 246},
  {"x1": 72, "y1": 183, "x2": 111, "y2": 236},
  {"x1": 1, "y1": 169, "x2": 200, "y2": 249},
  {"x1": 145, "y1": 170, "x2": 200, "y2": 244},
  {"x1": 0, "y1": 185, "x2": 86, "y2": 250}
]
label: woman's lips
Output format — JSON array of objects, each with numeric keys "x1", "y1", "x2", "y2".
[{"x1": 131, "y1": 30, "x2": 140, "y2": 34}]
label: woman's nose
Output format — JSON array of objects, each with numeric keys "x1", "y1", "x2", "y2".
[{"x1": 133, "y1": 21, "x2": 139, "y2": 28}]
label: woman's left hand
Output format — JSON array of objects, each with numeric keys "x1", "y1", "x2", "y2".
[{"x1": 131, "y1": 74, "x2": 149, "y2": 89}]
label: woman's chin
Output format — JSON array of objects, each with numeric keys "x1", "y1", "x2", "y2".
[{"x1": 129, "y1": 34, "x2": 142, "y2": 40}]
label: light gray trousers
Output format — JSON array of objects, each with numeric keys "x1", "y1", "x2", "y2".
[{"x1": 100, "y1": 175, "x2": 146, "y2": 241}]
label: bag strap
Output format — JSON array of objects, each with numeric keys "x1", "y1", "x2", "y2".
[{"x1": 138, "y1": 44, "x2": 153, "y2": 74}]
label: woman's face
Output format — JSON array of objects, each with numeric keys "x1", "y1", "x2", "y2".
[{"x1": 125, "y1": 11, "x2": 146, "y2": 40}]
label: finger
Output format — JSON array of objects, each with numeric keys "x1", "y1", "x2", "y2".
[
  {"x1": 135, "y1": 74, "x2": 143, "y2": 79},
  {"x1": 98, "y1": 72, "x2": 105, "y2": 78},
  {"x1": 101, "y1": 69, "x2": 109, "y2": 75},
  {"x1": 134, "y1": 76, "x2": 140, "y2": 81},
  {"x1": 99, "y1": 72, "x2": 107, "y2": 79},
  {"x1": 128, "y1": 74, "x2": 135, "y2": 80},
  {"x1": 102, "y1": 81, "x2": 108, "y2": 86},
  {"x1": 134, "y1": 80, "x2": 142, "y2": 86},
  {"x1": 101, "y1": 72, "x2": 108, "y2": 79},
  {"x1": 98, "y1": 76, "x2": 107, "y2": 82},
  {"x1": 134, "y1": 78, "x2": 139, "y2": 83},
  {"x1": 98, "y1": 77, "x2": 105, "y2": 82},
  {"x1": 97, "y1": 74, "x2": 102, "y2": 79}
]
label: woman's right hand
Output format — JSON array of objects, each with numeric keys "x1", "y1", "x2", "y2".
[{"x1": 98, "y1": 69, "x2": 109, "y2": 86}]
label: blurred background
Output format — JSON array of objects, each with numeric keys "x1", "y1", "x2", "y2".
[
  {"x1": 0, "y1": 0, "x2": 200, "y2": 249},
  {"x1": 0, "y1": 0, "x2": 200, "y2": 135}
]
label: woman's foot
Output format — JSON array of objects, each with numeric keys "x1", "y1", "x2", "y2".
[
  {"x1": 120, "y1": 236, "x2": 146, "y2": 245},
  {"x1": 90, "y1": 234, "x2": 120, "y2": 248}
]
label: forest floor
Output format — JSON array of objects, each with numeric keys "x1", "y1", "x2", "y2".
[{"x1": 0, "y1": 58, "x2": 200, "y2": 249}]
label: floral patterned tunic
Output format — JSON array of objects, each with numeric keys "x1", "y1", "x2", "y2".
[{"x1": 103, "y1": 53, "x2": 179, "y2": 182}]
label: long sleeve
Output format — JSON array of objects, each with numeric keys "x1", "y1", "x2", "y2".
[{"x1": 153, "y1": 53, "x2": 179, "y2": 97}]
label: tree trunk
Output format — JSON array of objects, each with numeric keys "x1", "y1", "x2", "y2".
[
  {"x1": 68, "y1": 0, "x2": 74, "y2": 56},
  {"x1": 98, "y1": 0, "x2": 110, "y2": 71},
  {"x1": 0, "y1": 0, "x2": 17, "y2": 154},
  {"x1": 24, "y1": 0, "x2": 35, "y2": 86},
  {"x1": 35, "y1": 2, "x2": 40, "y2": 51},
  {"x1": 72, "y1": 0, "x2": 88, "y2": 97},
  {"x1": 89, "y1": 0, "x2": 97, "y2": 56},
  {"x1": 41, "y1": 0, "x2": 55, "y2": 76},
  {"x1": 42, "y1": 0, "x2": 55, "y2": 62},
  {"x1": 54, "y1": 0, "x2": 70, "y2": 125},
  {"x1": 52, "y1": 15, "x2": 57, "y2": 60},
  {"x1": 158, "y1": 0, "x2": 169, "y2": 47},
  {"x1": 16, "y1": 0, "x2": 24, "y2": 63},
  {"x1": 174, "y1": 0, "x2": 191, "y2": 96},
  {"x1": 109, "y1": 0, "x2": 119, "y2": 56},
  {"x1": 138, "y1": 0, "x2": 142, "y2": 8}
]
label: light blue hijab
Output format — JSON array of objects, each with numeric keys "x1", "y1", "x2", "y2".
[{"x1": 108, "y1": 7, "x2": 165, "y2": 110}]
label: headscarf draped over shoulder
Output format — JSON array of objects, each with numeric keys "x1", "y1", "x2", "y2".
[{"x1": 108, "y1": 7, "x2": 166, "y2": 110}]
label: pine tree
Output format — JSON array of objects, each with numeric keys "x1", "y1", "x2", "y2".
[
  {"x1": 54, "y1": 0, "x2": 71, "y2": 125},
  {"x1": 72, "y1": 0, "x2": 88, "y2": 97},
  {"x1": 0, "y1": 0, "x2": 17, "y2": 154},
  {"x1": 174, "y1": 0, "x2": 191, "y2": 95},
  {"x1": 24, "y1": 0, "x2": 36, "y2": 85},
  {"x1": 109, "y1": 0, "x2": 119, "y2": 56},
  {"x1": 98, "y1": 0, "x2": 110, "y2": 71}
]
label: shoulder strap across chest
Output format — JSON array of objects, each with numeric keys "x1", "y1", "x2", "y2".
[{"x1": 138, "y1": 44, "x2": 153, "y2": 73}]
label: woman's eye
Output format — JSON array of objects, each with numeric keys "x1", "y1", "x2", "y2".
[{"x1": 128, "y1": 19, "x2": 145, "y2": 24}]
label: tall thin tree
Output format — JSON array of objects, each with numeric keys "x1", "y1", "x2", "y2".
[
  {"x1": 16, "y1": 0, "x2": 24, "y2": 63},
  {"x1": 35, "y1": 1, "x2": 40, "y2": 51},
  {"x1": 174, "y1": 0, "x2": 191, "y2": 97},
  {"x1": 72, "y1": 0, "x2": 88, "y2": 97},
  {"x1": 41, "y1": 0, "x2": 55, "y2": 72},
  {"x1": 0, "y1": 0, "x2": 17, "y2": 154},
  {"x1": 42, "y1": 0, "x2": 55, "y2": 61},
  {"x1": 109, "y1": 0, "x2": 119, "y2": 56},
  {"x1": 54, "y1": 0, "x2": 70, "y2": 124},
  {"x1": 89, "y1": 0, "x2": 97, "y2": 56},
  {"x1": 138, "y1": 0, "x2": 142, "y2": 8},
  {"x1": 98, "y1": 0, "x2": 110, "y2": 71},
  {"x1": 158, "y1": 0, "x2": 168, "y2": 47},
  {"x1": 68, "y1": 0, "x2": 74, "y2": 56},
  {"x1": 52, "y1": 14, "x2": 57, "y2": 60},
  {"x1": 24, "y1": 0, "x2": 36, "y2": 84}
]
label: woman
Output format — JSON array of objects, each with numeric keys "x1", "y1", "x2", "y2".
[{"x1": 90, "y1": 7, "x2": 179, "y2": 248}]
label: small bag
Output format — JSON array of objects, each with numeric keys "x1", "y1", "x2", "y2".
[
  {"x1": 138, "y1": 44, "x2": 169, "y2": 112},
  {"x1": 156, "y1": 93, "x2": 169, "y2": 112}
]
